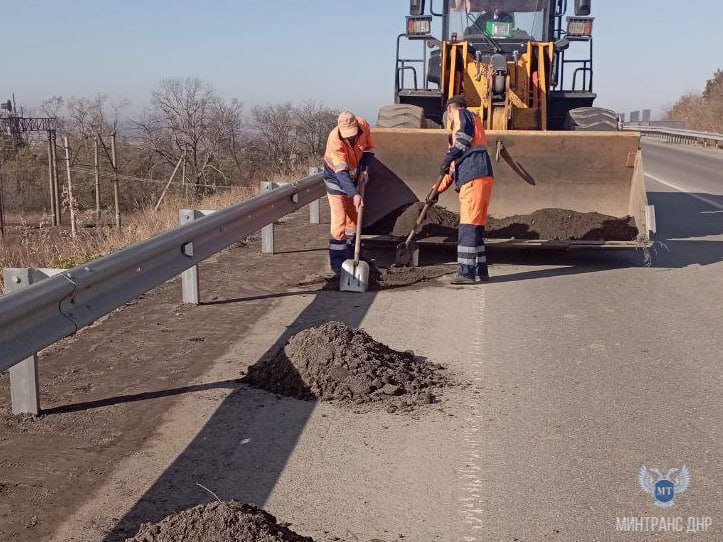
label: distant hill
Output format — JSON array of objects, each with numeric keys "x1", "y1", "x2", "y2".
[{"x1": 667, "y1": 69, "x2": 723, "y2": 133}]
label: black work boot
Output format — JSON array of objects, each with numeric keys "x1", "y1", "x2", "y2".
[{"x1": 450, "y1": 272, "x2": 476, "y2": 285}]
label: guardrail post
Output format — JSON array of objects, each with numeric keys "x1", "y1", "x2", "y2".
[
  {"x1": 260, "y1": 181, "x2": 276, "y2": 254},
  {"x1": 179, "y1": 209, "x2": 201, "y2": 304},
  {"x1": 2, "y1": 268, "x2": 65, "y2": 415},
  {"x1": 308, "y1": 167, "x2": 322, "y2": 225},
  {"x1": 178, "y1": 209, "x2": 217, "y2": 304}
]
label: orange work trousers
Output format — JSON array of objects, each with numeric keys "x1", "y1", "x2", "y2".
[
  {"x1": 327, "y1": 194, "x2": 358, "y2": 240},
  {"x1": 459, "y1": 176, "x2": 494, "y2": 226}
]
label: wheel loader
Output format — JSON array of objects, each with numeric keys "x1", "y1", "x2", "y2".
[{"x1": 364, "y1": 0, "x2": 655, "y2": 249}]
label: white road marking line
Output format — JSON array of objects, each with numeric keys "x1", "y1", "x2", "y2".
[
  {"x1": 459, "y1": 287, "x2": 486, "y2": 541},
  {"x1": 646, "y1": 173, "x2": 723, "y2": 211}
]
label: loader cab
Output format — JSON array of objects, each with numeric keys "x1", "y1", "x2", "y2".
[
  {"x1": 446, "y1": 0, "x2": 551, "y2": 56},
  {"x1": 395, "y1": 0, "x2": 597, "y2": 128}
]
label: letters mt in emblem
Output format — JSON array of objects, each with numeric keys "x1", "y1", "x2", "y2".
[{"x1": 638, "y1": 465, "x2": 691, "y2": 508}]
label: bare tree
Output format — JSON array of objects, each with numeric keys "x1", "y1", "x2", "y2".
[
  {"x1": 251, "y1": 103, "x2": 300, "y2": 175},
  {"x1": 294, "y1": 100, "x2": 338, "y2": 163},
  {"x1": 135, "y1": 78, "x2": 243, "y2": 189}
]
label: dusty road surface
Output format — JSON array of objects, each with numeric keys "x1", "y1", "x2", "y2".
[{"x1": 1, "y1": 140, "x2": 722, "y2": 541}]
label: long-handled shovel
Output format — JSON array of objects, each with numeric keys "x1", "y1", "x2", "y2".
[
  {"x1": 394, "y1": 175, "x2": 445, "y2": 267},
  {"x1": 340, "y1": 182, "x2": 369, "y2": 293}
]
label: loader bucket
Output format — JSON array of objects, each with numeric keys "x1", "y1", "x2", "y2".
[{"x1": 365, "y1": 129, "x2": 652, "y2": 245}]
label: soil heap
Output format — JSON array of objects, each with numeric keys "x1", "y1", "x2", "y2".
[
  {"x1": 125, "y1": 501, "x2": 313, "y2": 542},
  {"x1": 243, "y1": 322, "x2": 449, "y2": 412},
  {"x1": 380, "y1": 202, "x2": 638, "y2": 241},
  {"x1": 486, "y1": 208, "x2": 638, "y2": 241}
]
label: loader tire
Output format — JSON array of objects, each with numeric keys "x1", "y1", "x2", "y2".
[
  {"x1": 424, "y1": 118, "x2": 442, "y2": 129},
  {"x1": 376, "y1": 104, "x2": 425, "y2": 129},
  {"x1": 564, "y1": 107, "x2": 619, "y2": 131}
]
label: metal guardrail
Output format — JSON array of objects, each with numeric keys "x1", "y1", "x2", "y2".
[
  {"x1": 624, "y1": 125, "x2": 723, "y2": 147},
  {"x1": 0, "y1": 173, "x2": 326, "y2": 373}
]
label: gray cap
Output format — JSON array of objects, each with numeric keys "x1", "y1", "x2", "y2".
[{"x1": 445, "y1": 94, "x2": 467, "y2": 108}]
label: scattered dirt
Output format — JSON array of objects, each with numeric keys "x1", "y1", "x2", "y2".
[
  {"x1": 299, "y1": 264, "x2": 455, "y2": 291},
  {"x1": 372, "y1": 202, "x2": 638, "y2": 241},
  {"x1": 243, "y1": 322, "x2": 449, "y2": 413},
  {"x1": 126, "y1": 501, "x2": 313, "y2": 542},
  {"x1": 368, "y1": 264, "x2": 453, "y2": 288}
]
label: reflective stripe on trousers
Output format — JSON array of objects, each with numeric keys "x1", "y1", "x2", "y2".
[{"x1": 458, "y1": 224, "x2": 488, "y2": 279}]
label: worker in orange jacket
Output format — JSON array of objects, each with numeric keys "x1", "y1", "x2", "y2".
[
  {"x1": 322, "y1": 111, "x2": 375, "y2": 274},
  {"x1": 428, "y1": 95, "x2": 494, "y2": 284}
]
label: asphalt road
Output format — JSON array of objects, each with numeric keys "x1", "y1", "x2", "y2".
[{"x1": 51, "y1": 140, "x2": 723, "y2": 542}]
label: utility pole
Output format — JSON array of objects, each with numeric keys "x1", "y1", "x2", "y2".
[
  {"x1": 50, "y1": 132, "x2": 61, "y2": 226},
  {"x1": 63, "y1": 136, "x2": 77, "y2": 238},
  {"x1": 47, "y1": 132, "x2": 57, "y2": 225},
  {"x1": 154, "y1": 151, "x2": 185, "y2": 211},
  {"x1": 110, "y1": 132, "x2": 120, "y2": 227},
  {"x1": 94, "y1": 136, "x2": 101, "y2": 222},
  {"x1": 0, "y1": 171, "x2": 5, "y2": 237},
  {"x1": 181, "y1": 150, "x2": 187, "y2": 200}
]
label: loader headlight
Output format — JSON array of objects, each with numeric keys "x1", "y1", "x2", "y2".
[
  {"x1": 406, "y1": 15, "x2": 433, "y2": 38},
  {"x1": 566, "y1": 16, "x2": 594, "y2": 39}
]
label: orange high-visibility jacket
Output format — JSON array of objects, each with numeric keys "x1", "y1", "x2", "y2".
[{"x1": 322, "y1": 117, "x2": 375, "y2": 196}]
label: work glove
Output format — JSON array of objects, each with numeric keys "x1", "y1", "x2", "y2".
[
  {"x1": 426, "y1": 191, "x2": 440, "y2": 205},
  {"x1": 353, "y1": 193, "x2": 363, "y2": 210},
  {"x1": 439, "y1": 163, "x2": 450, "y2": 176}
]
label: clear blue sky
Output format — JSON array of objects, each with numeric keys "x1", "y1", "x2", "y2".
[{"x1": 4, "y1": 0, "x2": 722, "y2": 121}]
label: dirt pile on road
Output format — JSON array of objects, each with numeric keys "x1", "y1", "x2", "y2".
[
  {"x1": 243, "y1": 322, "x2": 449, "y2": 412},
  {"x1": 126, "y1": 501, "x2": 313, "y2": 542}
]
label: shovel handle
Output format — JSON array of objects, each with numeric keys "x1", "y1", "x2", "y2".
[
  {"x1": 353, "y1": 180, "x2": 366, "y2": 265},
  {"x1": 404, "y1": 175, "x2": 446, "y2": 246}
]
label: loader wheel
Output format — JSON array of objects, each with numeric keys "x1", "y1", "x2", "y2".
[
  {"x1": 424, "y1": 118, "x2": 442, "y2": 129},
  {"x1": 376, "y1": 104, "x2": 425, "y2": 128},
  {"x1": 564, "y1": 107, "x2": 619, "y2": 131}
]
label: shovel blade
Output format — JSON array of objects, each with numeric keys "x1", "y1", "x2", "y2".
[
  {"x1": 394, "y1": 240, "x2": 419, "y2": 267},
  {"x1": 339, "y1": 259, "x2": 370, "y2": 292}
]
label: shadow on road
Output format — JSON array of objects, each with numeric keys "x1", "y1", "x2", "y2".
[
  {"x1": 103, "y1": 283, "x2": 378, "y2": 541},
  {"x1": 42, "y1": 380, "x2": 241, "y2": 415},
  {"x1": 646, "y1": 191, "x2": 723, "y2": 268}
]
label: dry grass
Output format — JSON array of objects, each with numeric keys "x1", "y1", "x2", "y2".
[{"x1": 0, "y1": 186, "x2": 255, "y2": 294}]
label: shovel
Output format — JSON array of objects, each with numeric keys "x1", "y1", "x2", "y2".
[
  {"x1": 340, "y1": 183, "x2": 370, "y2": 293},
  {"x1": 394, "y1": 175, "x2": 445, "y2": 267}
]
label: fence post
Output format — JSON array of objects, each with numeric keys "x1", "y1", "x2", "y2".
[
  {"x1": 260, "y1": 181, "x2": 275, "y2": 254},
  {"x1": 308, "y1": 167, "x2": 322, "y2": 225},
  {"x1": 2, "y1": 268, "x2": 65, "y2": 415}
]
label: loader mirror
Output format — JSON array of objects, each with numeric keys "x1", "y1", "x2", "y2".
[
  {"x1": 575, "y1": 0, "x2": 591, "y2": 16},
  {"x1": 554, "y1": 37, "x2": 570, "y2": 51},
  {"x1": 410, "y1": 0, "x2": 425, "y2": 16}
]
